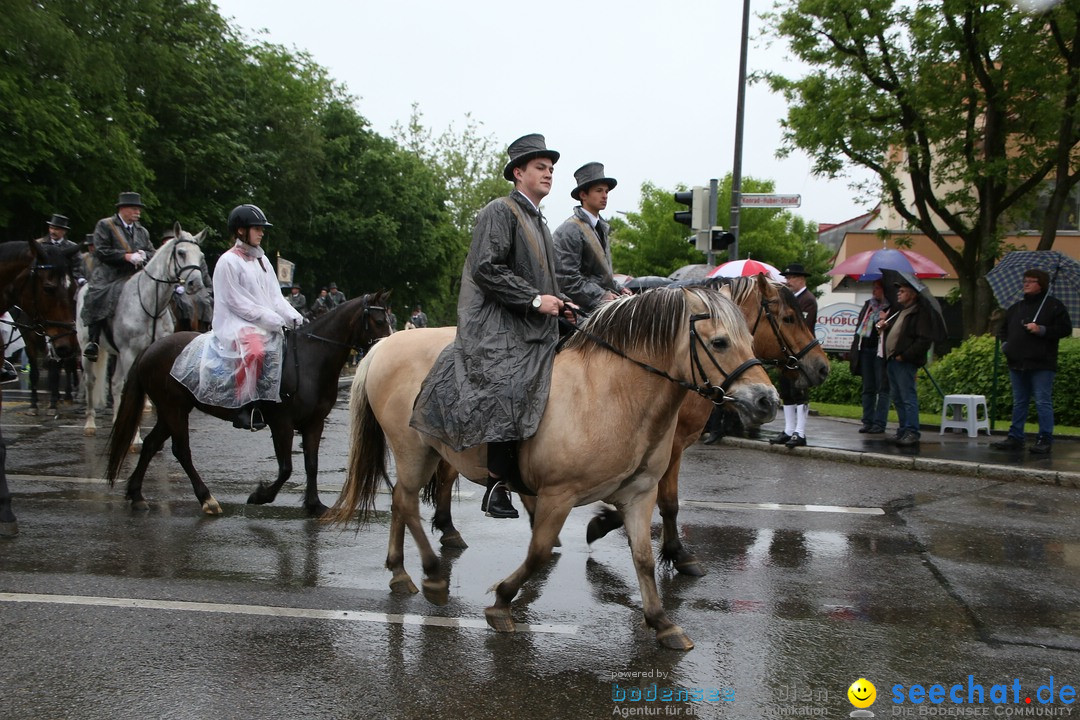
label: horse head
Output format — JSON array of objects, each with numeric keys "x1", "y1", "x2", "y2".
[
  {"x1": 148, "y1": 222, "x2": 207, "y2": 296},
  {"x1": 19, "y1": 238, "x2": 80, "y2": 359},
  {"x1": 349, "y1": 289, "x2": 393, "y2": 353}
]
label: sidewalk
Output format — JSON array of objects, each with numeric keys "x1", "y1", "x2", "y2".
[{"x1": 719, "y1": 413, "x2": 1080, "y2": 488}]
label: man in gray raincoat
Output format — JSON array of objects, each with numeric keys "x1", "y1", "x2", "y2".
[
  {"x1": 411, "y1": 133, "x2": 575, "y2": 519},
  {"x1": 553, "y1": 162, "x2": 627, "y2": 312},
  {"x1": 81, "y1": 191, "x2": 156, "y2": 361}
]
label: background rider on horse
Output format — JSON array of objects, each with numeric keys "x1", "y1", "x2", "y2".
[
  {"x1": 170, "y1": 204, "x2": 305, "y2": 431},
  {"x1": 81, "y1": 192, "x2": 156, "y2": 362}
]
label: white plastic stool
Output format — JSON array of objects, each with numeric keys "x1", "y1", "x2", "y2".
[{"x1": 939, "y1": 394, "x2": 990, "y2": 437}]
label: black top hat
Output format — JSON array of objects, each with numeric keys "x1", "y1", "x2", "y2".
[
  {"x1": 46, "y1": 214, "x2": 70, "y2": 230},
  {"x1": 84, "y1": 233, "x2": 95, "y2": 244},
  {"x1": 570, "y1": 162, "x2": 617, "y2": 201},
  {"x1": 291, "y1": 283, "x2": 301, "y2": 290},
  {"x1": 116, "y1": 191, "x2": 145, "y2": 209},
  {"x1": 502, "y1": 133, "x2": 560, "y2": 181},
  {"x1": 782, "y1": 263, "x2": 811, "y2": 277}
]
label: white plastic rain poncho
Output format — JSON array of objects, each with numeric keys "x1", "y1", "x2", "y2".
[{"x1": 171, "y1": 241, "x2": 303, "y2": 408}]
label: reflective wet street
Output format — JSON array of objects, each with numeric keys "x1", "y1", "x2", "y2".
[{"x1": 1, "y1": 388, "x2": 1079, "y2": 719}]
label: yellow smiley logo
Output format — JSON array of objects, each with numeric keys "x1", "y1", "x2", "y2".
[{"x1": 848, "y1": 678, "x2": 877, "y2": 709}]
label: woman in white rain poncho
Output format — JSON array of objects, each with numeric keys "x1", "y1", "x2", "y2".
[{"x1": 171, "y1": 204, "x2": 304, "y2": 430}]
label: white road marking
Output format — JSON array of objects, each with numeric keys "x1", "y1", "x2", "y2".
[
  {"x1": 682, "y1": 500, "x2": 885, "y2": 515},
  {"x1": 0, "y1": 592, "x2": 578, "y2": 635}
]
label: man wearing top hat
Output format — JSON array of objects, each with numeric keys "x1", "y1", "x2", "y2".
[
  {"x1": 770, "y1": 263, "x2": 818, "y2": 448},
  {"x1": 37, "y1": 214, "x2": 87, "y2": 286},
  {"x1": 553, "y1": 162, "x2": 628, "y2": 312},
  {"x1": 327, "y1": 282, "x2": 346, "y2": 309},
  {"x1": 81, "y1": 191, "x2": 157, "y2": 361},
  {"x1": 411, "y1": 133, "x2": 576, "y2": 519},
  {"x1": 287, "y1": 283, "x2": 308, "y2": 314}
]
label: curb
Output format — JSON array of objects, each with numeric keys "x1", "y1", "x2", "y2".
[{"x1": 719, "y1": 436, "x2": 1080, "y2": 488}]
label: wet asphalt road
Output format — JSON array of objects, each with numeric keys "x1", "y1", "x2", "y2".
[{"x1": 1, "y1": 389, "x2": 1079, "y2": 719}]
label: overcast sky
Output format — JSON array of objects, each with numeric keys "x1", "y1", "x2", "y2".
[{"x1": 212, "y1": 0, "x2": 877, "y2": 230}]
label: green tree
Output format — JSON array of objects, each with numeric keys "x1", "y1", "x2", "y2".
[{"x1": 763, "y1": 0, "x2": 1080, "y2": 335}]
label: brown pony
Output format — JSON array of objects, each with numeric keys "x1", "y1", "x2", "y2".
[
  {"x1": 429, "y1": 274, "x2": 830, "y2": 576},
  {"x1": 104, "y1": 292, "x2": 392, "y2": 515},
  {"x1": 327, "y1": 287, "x2": 778, "y2": 649}
]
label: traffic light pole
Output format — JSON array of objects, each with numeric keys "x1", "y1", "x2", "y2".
[
  {"x1": 728, "y1": 0, "x2": 750, "y2": 262},
  {"x1": 707, "y1": 178, "x2": 718, "y2": 266}
]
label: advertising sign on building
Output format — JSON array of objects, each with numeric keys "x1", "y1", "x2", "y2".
[{"x1": 815, "y1": 303, "x2": 861, "y2": 352}]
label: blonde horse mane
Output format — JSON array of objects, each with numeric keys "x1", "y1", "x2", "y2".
[{"x1": 560, "y1": 286, "x2": 751, "y2": 365}]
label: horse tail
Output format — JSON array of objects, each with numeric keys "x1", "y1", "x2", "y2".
[
  {"x1": 325, "y1": 346, "x2": 389, "y2": 527},
  {"x1": 104, "y1": 352, "x2": 147, "y2": 485}
]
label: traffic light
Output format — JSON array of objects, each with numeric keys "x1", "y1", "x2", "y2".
[
  {"x1": 673, "y1": 186, "x2": 709, "y2": 231},
  {"x1": 710, "y1": 228, "x2": 735, "y2": 252}
]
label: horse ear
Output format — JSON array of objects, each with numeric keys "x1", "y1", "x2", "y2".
[
  {"x1": 755, "y1": 272, "x2": 769, "y2": 293},
  {"x1": 172, "y1": 221, "x2": 183, "y2": 240},
  {"x1": 29, "y1": 237, "x2": 46, "y2": 262},
  {"x1": 62, "y1": 243, "x2": 82, "y2": 259},
  {"x1": 193, "y1": 228, "x2": 208, "y2": 244}
]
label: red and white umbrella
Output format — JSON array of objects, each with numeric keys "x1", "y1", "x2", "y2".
[{"x1": 706, "y1": 259, "x2": 784, "y2": 281}]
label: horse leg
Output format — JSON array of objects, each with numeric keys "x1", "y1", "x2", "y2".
[
  {"x1": 83, "y1": 355, "x2": 101, "y2": 436},
  {"x1": 392, "y1": 482, "x2": 447, "y2": 605},
  {"x1": 0, "y1": 430, "x2": 17, "y2": 538},
  {"x1": 485, "y1": 497, "x2": 572, "y2": 633},
  {"x1": 299, "y1": 423, "x2": 328, "y2": 516},
  {"x1": 621, "y1": 491, "x2": 694, "y2": 650},
  {"x1": 167, "y1": 413, "x2": 220, "y2": 515},
  {"x1": 246, "y1": 421, "x2": 296, "y2": 508},
  {"x1": 656, "y1": 447, "x2": 704, "y2": 577},
  {"x1": 520, "y1": 494, "x2": 560, "y2": 547},
  {"x1": 46, "y1": 358, "x2": 60, "y2": 410},
  {"x1": 26, "y1": 355, "x2": 39, "y2": 415},
  {"x1": 386, "y1": 482, "x2": 418, "y2": 595},
  {"x1": 432, "y1": 461, "x2": 467, "y2": 549},
  {"x1": 124, "y1": 421, "x2": 171, "y2": 511}
]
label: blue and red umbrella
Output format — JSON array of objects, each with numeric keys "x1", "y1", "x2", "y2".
[{"x1": 828, "y1": 249, "x2": 948, "y2": 282}]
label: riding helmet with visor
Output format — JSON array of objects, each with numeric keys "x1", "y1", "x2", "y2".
[{"x1": 228, "y1": 204, "x2": 273, "y2": 237}]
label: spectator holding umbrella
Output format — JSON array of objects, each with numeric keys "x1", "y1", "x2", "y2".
[
  {"x1": 877, "y1": 275, "x2": 938, "y2": 448},
  {"x1": 990, "y1": 268, "x2": 1073, "y2": 454}
]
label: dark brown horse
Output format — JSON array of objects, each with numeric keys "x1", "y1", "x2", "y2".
[
  {"x1": 104, "y1": 292, "x2": 391, "y2": 516},
  {"x1": 0, "y1": 239, "x2": 83, "y2": 536}
]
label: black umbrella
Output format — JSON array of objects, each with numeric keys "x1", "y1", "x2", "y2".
[
  {"x1": 624, "y1": 275, "x2": 672, "y2": 292},
  {"x1": 880, "y1": 268, "x2": 944, "y2": 320}
]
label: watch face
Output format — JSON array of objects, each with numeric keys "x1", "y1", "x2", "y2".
[{"x1": 532, "y1": 295, "x2": 542, "y2": 308}]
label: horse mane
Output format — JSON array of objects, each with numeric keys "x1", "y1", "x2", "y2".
[
  {"x1": 707, "y1": 275, "x2": 802, "y2": 314},
  {"x1": 0, "y1": 241, "x2": 31, "y2": 263},
  {"x1": 561, "y1": 287, "x2": 750, "y2": 364}
]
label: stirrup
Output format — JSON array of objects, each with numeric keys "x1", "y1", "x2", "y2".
[
  {"x1": 481, "y1": 478, "x2": 519, "y2": 519},
  {"x1": 82, "y1": 342, "x2": 99, "y2": 361},
  {"x1": 0, "y1": 361, "x2": 17, "y2": 384},
  {"x1": 233, "y1": 404, "x2": 267, "y2": 432}
]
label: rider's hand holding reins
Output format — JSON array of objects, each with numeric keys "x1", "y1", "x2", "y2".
[
  {"x1": 125, "y1": 251, "x2": 146, "y2": 267},
  {"x1": 536, "y1": 294, "x2": 564, "y2": 317}
]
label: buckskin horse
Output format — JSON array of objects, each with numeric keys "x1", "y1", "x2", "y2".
[
  {"x1": 104, "y1": 291, "x2": 391, "y2": 516},
  {"x1": 428, "y1": 274, "x2": 830, "y2": 576},
  {"x1": 327, "y1": 287, "x2": 778, "y2": 649},
  {"x1": 0, "y1": 239, "x2": 83, "y2": 537},
  {"x1": 76, "y1": 223, "x2": 207, "y2": 442}
]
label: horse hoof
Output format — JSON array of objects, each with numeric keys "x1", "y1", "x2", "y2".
[
  {"x1": 201, "y1": 497, "x2": 223, "y2": 515},
  {"x1": 305, "y1": 502, "x2": 329, "y2": 518},
  {"x1": 439, "y1": 532, "x2": 468, "y2": 549},
  {"x1": 675, "y1": 559, "x2": 707, "y2": 577},
  {"x1": 389, "y1": 572, "x2": 419, "y2": 595},
  {"x1": 0, "y1": 520, "x2": 18, "y2": 538},
  {"x1": 130, "y1": 499, "x2": 150, "y2": 512},
  {"x1": 25, "y1": 408, "x2": 37, "y2": 417},
  {"x1": 656, "y1": 625, "x2": 694, "y2": 651},
  {"x1": 421, "y1": 578, "x2": 449, "y2": 606},
  {"x1": 484, "y1": 606, "x2": 516, "y2": 633},
  {"x1": 553, "y1": 535, "x2": 562, "y2": 548}
]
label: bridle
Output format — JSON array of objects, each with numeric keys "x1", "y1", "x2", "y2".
[
  {"x1": 135, "y1": 237, "x2": 205, "y2": 338},
  {"x1": 748, "y1": 291, "x2": 820, "y2": 381},
  {"x1": 2, "y1": 252, "x2": 78, "y2": 362},
  {"x1": 561, "y1": 309, "x2": 762, "y2": 405}
]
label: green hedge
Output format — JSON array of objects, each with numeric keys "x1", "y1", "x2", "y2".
[{"x1": 810, "y1": 336, "x2": 1080, "y2": 427}]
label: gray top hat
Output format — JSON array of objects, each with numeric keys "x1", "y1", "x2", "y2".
[
  {"x1": 782, "y1": 262, "x2": 811, "y2": 277},
  {"x1": 570, "y1": 162, "x2": 617, "y2": 201},
  {"x1": 115, "y1": 191, "x2": 145, "y2": 208},
  {"x1": 47, "y1": 214, "x2": 70, "y2": 230},
  {"x1": 502, "y1": 133, "x2": 560, "y2": 181},
  {"x1": 329, "y1": 282, "x2": 338, "y2": 289}
]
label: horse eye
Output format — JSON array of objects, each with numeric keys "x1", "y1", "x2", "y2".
[
  {"x1": 710, "y1": 337, "x2": 729, "y2": 351},
  {"x1": 782, "y1": 314, "x2": 796, "y2": 324}
]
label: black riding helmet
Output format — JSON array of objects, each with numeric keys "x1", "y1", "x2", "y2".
[{"x1": 228, "y1": 204, "x2": 273, "y2": 237}]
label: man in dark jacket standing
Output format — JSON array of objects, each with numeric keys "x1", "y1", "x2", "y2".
[
  {"x1": 991, "y1": 268, "x2": 1073, "y2": 454},
  {"x1": 81, "y1": 192, "x2": 156, "y2": 361},
  {"x1": 553, "y1": 162, "x2": 626, "y2": 312},
  {"x1": 880, "y1": 278, "x2": 936, "y2": 447},
  {"x1": 411, "y1": 134, "x2": 574, "y2": 519},
  {"x1": 770, "y1": 263, "x2": 818, "y2": 448}
]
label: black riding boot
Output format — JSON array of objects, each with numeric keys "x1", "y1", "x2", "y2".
[
  {"x1": 233, "y1": 402, "x2": 267, "y2": 431},
  {"x1": 83, "y1": 322, "x2": 101, "y2": 361},
  {"x1": 482, "y1": 441, "x2": 519, "y2": 519}
]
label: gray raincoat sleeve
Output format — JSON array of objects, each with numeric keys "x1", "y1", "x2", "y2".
[{"x1": 410, "y1": 193, "x2": 563, "y2": 451}]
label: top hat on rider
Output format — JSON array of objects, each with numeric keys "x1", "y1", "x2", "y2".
[
  {"x1": 80, "y1": 191, "x2": 155, "y2": 361},
  {"x1": 217, "y1": 204, "x2": 305, "y2": 431}
]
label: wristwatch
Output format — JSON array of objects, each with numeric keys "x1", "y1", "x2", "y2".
[{"x1": 531, "y1": 294, "x2": 542, "y2": 311}]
